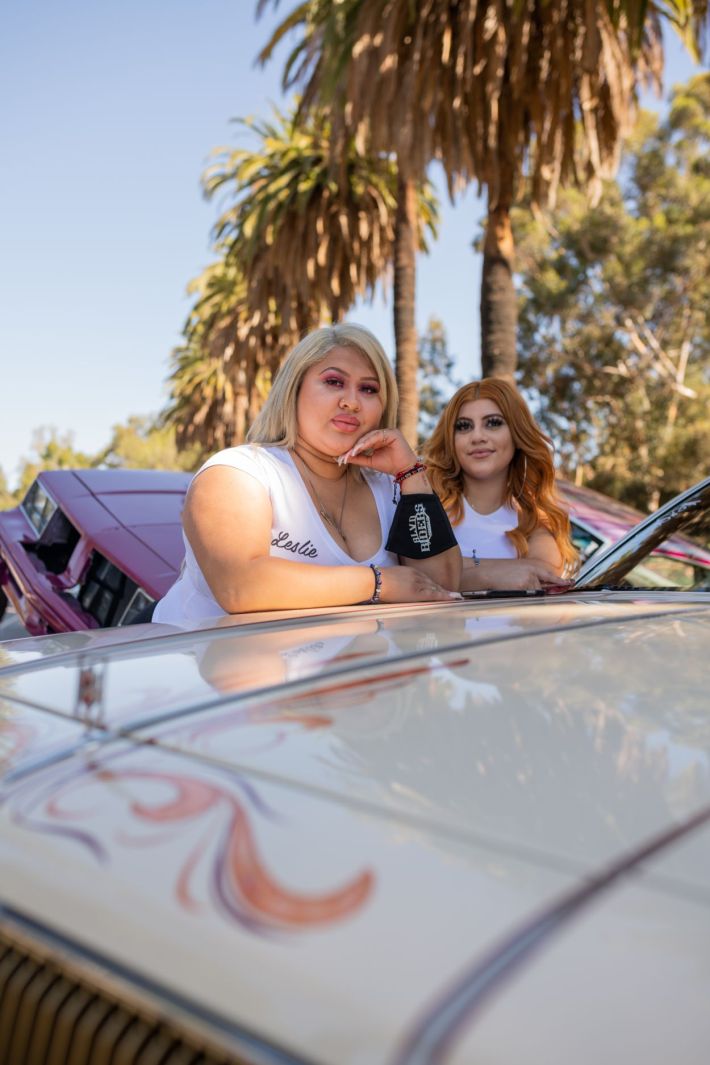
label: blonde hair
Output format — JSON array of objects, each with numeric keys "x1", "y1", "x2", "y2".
[
  {"x1": 425, "y1": 379, "x2": 578, "y2": 573},
  {"x1": 248, "y1": 323, "x2": 397, "y2": 447}
]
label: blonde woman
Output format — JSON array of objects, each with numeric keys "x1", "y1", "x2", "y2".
[
  {"x1": 424, "y1": 379, "x2": 577, "y2": 592},
  {"x1": 154, "y1": 324, "x2": 461, "y2": 624}
]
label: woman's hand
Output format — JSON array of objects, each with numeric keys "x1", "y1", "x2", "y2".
[
  {"x1": 341, "y1": 427, "x2": 462, "y2": 593},
  {"x1": 462, "y1": 557, "x2": 574, "y2": 592},
  {"x1": 338, "y1": 428, "x2": 417, "y2": 477},
  {"x1": 379, "y1": 565, "x2": 462, "y2": 603}
]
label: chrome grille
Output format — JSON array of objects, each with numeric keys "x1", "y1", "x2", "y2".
[{"x1": 0, "y1": 918, "x2": 254, "y2": 1065}]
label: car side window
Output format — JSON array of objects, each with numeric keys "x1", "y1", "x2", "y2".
[
  {"x1": 622, "y1": 508, "x2": 710, "y2": 591},
  {"x1": 570, "y1": 522, "x2": 604, "y2": 562},
  {"x1": 21, "y1": 480, "x2": 58, "y2": 535}
]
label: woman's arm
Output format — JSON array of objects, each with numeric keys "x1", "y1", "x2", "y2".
[
  {"x1": 184, "y1": 466, "x2": 458, "y2": 613},
  {"x1": 341, "y1": 430, "x2": 462, "y2": 591},
  {"x1": 527, "y1": 526, "x2": 564, "y2": 573},
  {"x1": 397, "y1": 468, "x2": 463, "y2": 591},
  {"x1": 460, "y1": 529, "x2": 568, "y2": 592}
]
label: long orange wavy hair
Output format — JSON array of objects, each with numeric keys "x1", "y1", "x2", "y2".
[{"x1": 424, "y1": 379, "x2": 578, "y2": 573}]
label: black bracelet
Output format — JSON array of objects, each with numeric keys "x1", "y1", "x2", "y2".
[
  {"x1": 385, "y1": 493, "x2": 458, "y2": 559},
  {"x1": 369, "y1": 563, "x2": 383, "y2": 603}
]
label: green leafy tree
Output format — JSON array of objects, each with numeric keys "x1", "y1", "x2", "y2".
[
  {"x1": 417, "y1": 318, "x2": 461, "y2": 442},
  {"x1": 0, "y1": 468, "x2": 16, "y2": 510},
  {"x1": 15, "y1": 429, "x2": 97, "y2": 500},
  {"x1": 258, "y1": 0, "x2": 707, "y2": 379},
  {"x1": 101, "y1": 416, "x2": 201, "y2": 472},
  {"x1": 6, "y1": 420, "x2": 199, "y2": 506},
  {"x1": 514, "y1": 74, "x2": 710, "y2": 510}
]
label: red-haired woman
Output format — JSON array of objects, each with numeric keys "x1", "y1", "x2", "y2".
[{"x1": 424, "y1": 380, "x2": 577, "y2": 592}]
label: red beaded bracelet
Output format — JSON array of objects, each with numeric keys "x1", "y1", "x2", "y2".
[{"x1": 392, "y1": 461, "x2": 427, "y2": 501}]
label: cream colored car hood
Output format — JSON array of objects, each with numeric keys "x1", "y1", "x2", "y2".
[{"x1": 1, "y1": 594, "x2": 710, "y2": 1063}]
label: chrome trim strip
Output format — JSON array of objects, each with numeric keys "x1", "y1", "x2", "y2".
[{"x1": 393, "y1": 799, "x2": 710, "y2": 1065}]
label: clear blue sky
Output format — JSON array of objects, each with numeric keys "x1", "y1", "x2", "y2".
[{"x1": 0, "y1": 2, "x2": 701, "y2": 489}]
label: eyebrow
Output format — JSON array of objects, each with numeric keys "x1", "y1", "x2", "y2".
[
  {"x1": 319, "y1": 365, "x2": 380, "y2": 383},
  {"x1": 457, "y1": 412, "x2": 506, "y2": 421}
]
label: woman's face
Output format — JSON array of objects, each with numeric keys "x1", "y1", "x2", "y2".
[
  {"x1": 453, "y1": 398, "x2": 516, "y2": 483},
  {"x1": 296, "y1": 346, "x2": 385, "y2": 456}
]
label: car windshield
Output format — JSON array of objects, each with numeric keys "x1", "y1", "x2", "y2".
[{"x1": 576, "y1": 479, "x2": 710, "y2": 592}]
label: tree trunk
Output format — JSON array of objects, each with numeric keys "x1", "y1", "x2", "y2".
[
  {"x1": 480, "y1": 204, "x2": 517, "y2": 379},
  {"x1": 394, "y1": 173, "x2": 419, "y2": 447}
]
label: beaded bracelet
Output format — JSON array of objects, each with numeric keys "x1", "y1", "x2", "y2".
[
  {"x1": 392, "y1": 461, "x2": 427, "y2": 502},
  {"x1": 369, "y1": 563, "x2": 383, "y2": 604}
]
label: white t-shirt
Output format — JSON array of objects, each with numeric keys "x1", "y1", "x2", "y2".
[
  {"x1": 153, "y1": 444, "x2": 398, "y2": 625},
  {"x1": 452, "y1": 498, "x2": 519, "y2": 560}
]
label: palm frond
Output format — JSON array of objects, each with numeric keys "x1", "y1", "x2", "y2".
[{"x1": 261, "y1": 0, "x2": 708, "y2": 209}]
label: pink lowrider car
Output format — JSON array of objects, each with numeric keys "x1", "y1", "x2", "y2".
[
  {"x1": 559, "y1": 479, "x2": 650, "y2": 560},
  {"x1": 0, "y1": 469, "x2": 190, "y2": 635}
]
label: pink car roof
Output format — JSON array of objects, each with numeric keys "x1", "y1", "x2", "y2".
[
  {"x1": 559, "y1": 478, "x2": 710, "y2": 568},
  {"x1": 558, "y1": 480, "x2": 645, "y2": 543},
  {"x1": 39, "y1": 469, "x2": 192, "y2": 584}
]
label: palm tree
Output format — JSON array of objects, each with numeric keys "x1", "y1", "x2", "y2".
[
  {"x1": 207, "y1": 101, "x2": 437, "y2": 443},
  {"x1": 208, "y1": 107, "x2": 391, "y2": 322},
  {"x1": 258, "y1": 13, "x2": 440, "y2": 442},
  {"x1": 258, "y1": 0, "x2": 708, "y2": 378},
  {"x1": 166, "y1": 102, "x2": 437, "y2": 448},
  {"x1": 164, "y1": 259, "x2": 281, "y2": 454}
]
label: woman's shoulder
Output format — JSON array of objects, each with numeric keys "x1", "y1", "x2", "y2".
[{"x1": 200, "y1": 443, "x2": 287, "y2": 474}]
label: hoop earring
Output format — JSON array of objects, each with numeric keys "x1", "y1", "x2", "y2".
[{"x1": 519, "y1": 454, "x2": 528, "y2": 498}]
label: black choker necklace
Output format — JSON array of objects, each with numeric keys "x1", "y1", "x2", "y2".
[
  {"x1": 292, "y1": 442, "x2": 347, "y2": 479},
  {"x1": 293, "y1": 437, "x2": 343, "y2": 475}
]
